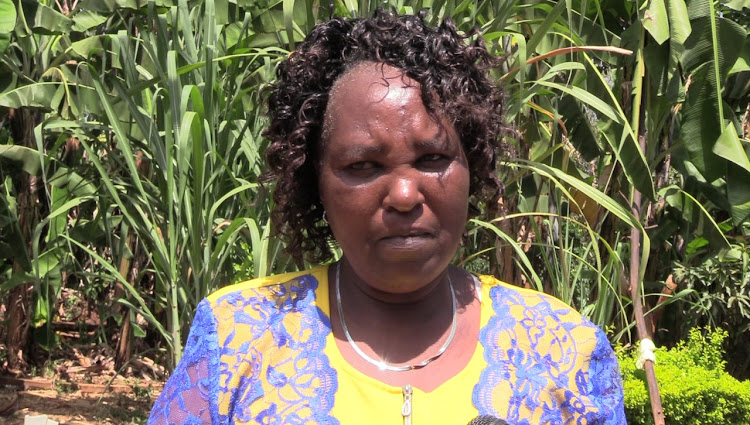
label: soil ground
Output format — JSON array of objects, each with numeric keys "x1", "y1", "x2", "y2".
[
  {"x1": 0, "y1": 387, "x2": 157, "y2": 425},
  {"x1": 0, "y1": 344, "x2": 165, "y2": 424},
  {"x1": 0, "y1": 290, "x2": 166, "y2": 423}
]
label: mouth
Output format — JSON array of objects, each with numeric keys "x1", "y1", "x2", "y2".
[
  {"x1": 375, "y1": 227, "x2": 441, "y2": 261},
  {"x1": 379, "y1": 231, "x2": 436, "y2": 249},
  {"x1": 381, "y1": 228, "x2": 435, "y2": 240}
]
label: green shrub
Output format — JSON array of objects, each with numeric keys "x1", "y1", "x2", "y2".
[
  {"x1": 618, "y1": 328, "x2": 750, "y2": 425},
  {"x1": 670, "y1": 243, "x2": 750, "y2": 379}
]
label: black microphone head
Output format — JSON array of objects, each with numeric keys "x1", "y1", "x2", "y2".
[{"x1": 467, "y1": 415, "x2": 509, "y2": 425}]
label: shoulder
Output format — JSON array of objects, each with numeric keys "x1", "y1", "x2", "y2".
[
  {"x1": 477, "y1": 274, "x2": 583, "y2": 314},
  {"x1": 478, "y1": 275, "x2": 580, "y2": 317},
  {"x1": 476, "y1": 274, "x2": 603, "y2": 349},
  {"x1": 473, "y1": 275, "x2": 625, "y2": 423},
  {"x1": 198, "y1": 266, "x2": 329, "y2": 336},
  {"x1": 205, "y1": 265, "x2": 329, "y2": 307},
  {"x1": 197, "y1": 265, "x2": 331, "y2": 348}
]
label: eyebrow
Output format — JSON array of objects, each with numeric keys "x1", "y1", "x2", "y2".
[
  {"x1": 339, "y1": 143, "x2": 386, "y2": 159},
  {"x1": 414, "y1": 138, "x2": 451, "y2": 151},
  {"x1": 334, "y1": 128, "x2": 453, "y2": 159}
]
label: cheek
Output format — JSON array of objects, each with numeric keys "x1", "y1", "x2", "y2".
[
  {"x1": 448, "y1": 163, "x2": 471, "y2": 201},
  {"x1": 319, "y1": 176, "x2": 374, "y2": 235},
  {"x1": 317, "y1": 169, "x2": 339, "y2": 213},
  {"x1": 445, "y1": 166, "x2": 471, "y2": 223}
]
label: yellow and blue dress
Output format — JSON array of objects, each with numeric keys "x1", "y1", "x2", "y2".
[{"x1": 148, "y1": 265, "x2": 626, "y2": 424}]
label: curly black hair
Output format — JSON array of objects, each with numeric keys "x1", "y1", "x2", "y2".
[{"x1": 261, "y1": 9, "x2": 508, "y2": 263}]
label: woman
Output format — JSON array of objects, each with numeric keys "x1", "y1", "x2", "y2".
[{"x1": 148, "y1": 10, "x2": 626, "y2": 425}]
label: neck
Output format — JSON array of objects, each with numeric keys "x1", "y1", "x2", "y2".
[
  {"x1": 333, "y1": 260, "x2": 457, "y2": 365},
  {"x1": 337, "y1": 258, "x2": 452, "y2": 313}
]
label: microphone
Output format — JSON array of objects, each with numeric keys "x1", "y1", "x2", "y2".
[{"x1": 467, "y1": 415, "x2": 509, "y2": 425}]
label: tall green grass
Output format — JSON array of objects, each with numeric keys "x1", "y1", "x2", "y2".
[{"x1": 3, "y1": 0, "x2": 750, "y2": 374}]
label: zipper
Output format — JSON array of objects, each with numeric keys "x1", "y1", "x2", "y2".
[{"x1": 402, "y1": 384, "x2": 413, "y2": 425}]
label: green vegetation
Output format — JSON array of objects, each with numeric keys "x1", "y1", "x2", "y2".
[
  {"x1": 619, "y1": 329, "x2": 750, "y2": 425},
  {"x1": 1, "y1": 0, "x2": 750, "y2": 422}
]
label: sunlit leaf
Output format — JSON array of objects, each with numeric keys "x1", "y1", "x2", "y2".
[
  {"x1": 71, "y1": 10, "x2": 108, "y2": 32},
  {"x1": 640, "y1": 0, "x2": 669, "y2": 44},
  {"x1": 0, "y1": 0, "x2": 16, "y2": 53},
  {"x1": 713, "y1": 124, "x2": 750, "y2": 173},
  {"x1": 0, "y1": 145, "x2": 45, "y2": 175},
  {"x1": 724, "y1": 0, "x2": 750, "y2": 11},
  {"x1": 20, "y1": 0, "x2": 73, "y2": 35},
  {"x1": 70, "y1": 35, "x2": 110, "y2": 58},
  {"x1": 78, "y1": 0, "x2": 173, "y2": 13},
  {"x1": 0, "y1": 82, "x2": 59, "y2": 108},
  {"x1": 729, "y1": 38, "x2": 750, "y2": 74},
  {"x1": 667, "y1": 0, "x2": 691, "y2": 45}
]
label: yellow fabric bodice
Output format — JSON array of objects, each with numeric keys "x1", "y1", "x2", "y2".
[{"x1": 189, "y1": 265, "x2": 624, "y2": 424}]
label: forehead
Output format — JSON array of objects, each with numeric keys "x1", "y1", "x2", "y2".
[
  {"x1": 330, "y1": 62, "x2": 417, "y2": 99},
  {"x1": 322, "y1": 63, "x2": 428, "y2": 138}
]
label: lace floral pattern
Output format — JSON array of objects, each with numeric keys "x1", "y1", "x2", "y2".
[
  {"x1": 473, "y1": 284, "x2": 626, "y2": 424},
  {"x1": 149, "y1": 271, "x2": 625, "y2": 424},
  {"x1": 148, "y1": 274, "x2": 338, "y2": 425},
  {"x1": 148, "y1": 300, "x2": 220, "y2": 424}
]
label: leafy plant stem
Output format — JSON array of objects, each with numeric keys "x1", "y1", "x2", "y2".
[
  {"x1": 708, "y1": 0, "x2": 724, "y2": 125},
  {"x1": 500, "y1": 45, "x2": 632, "y2": 83},
  {"x1": 629, "y1": 27, "x2": 665, "y2": 424}
]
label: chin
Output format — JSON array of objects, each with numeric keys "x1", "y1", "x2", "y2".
[{"x1": 369, "y1": 257, "x2": 448, "y2": 286}]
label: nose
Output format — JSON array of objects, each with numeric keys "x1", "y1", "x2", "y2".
[{"x1": 383, "y1": 172, "x2": 425, "y2": 212}]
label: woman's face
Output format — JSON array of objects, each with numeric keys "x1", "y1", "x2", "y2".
[{"x1": 318, "y1": 62, "x2": 470, "y2": 294}]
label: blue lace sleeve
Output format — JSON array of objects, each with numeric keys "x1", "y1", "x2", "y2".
[
  {"x1": 582, "y1": 327, "x2": 627, "y2": 424},
  {"x1": 148, "y1": 300, "x2": 221, "y2": 425}
]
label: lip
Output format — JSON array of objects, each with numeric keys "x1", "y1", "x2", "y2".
[
  {"x1": 381, "y1": 234, "x2": 434, "y2": 242},
  {"x1": 378, "y1": 238, "x2": 435, "y2": 257},
  {"x1": 379, "y1": 227, "x2": 436, "y2": 240},
  {"x1": 378, "y1": 229, "x2": 437, "y2": 252}
]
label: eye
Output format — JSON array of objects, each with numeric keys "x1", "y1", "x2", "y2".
[
  {"x1": 344, "y1": 161, "x2": 381, "y2": 178},
  {"x1": 348, "y1": 161, "x2": 378, "y2": 170},
  {"x1": 420, "y1": 154, "x2": 445, "y2": 162},
  {"x1": 417, "y1": 153, "x2": 450, "y2": 170}
]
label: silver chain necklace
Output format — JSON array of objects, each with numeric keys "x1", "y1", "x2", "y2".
[{"x1": 334, "y1": 262, "x2": 458, "y2": 372}]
